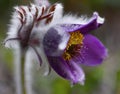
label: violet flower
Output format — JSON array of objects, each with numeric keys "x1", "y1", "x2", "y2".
[
  {"x1": 43, "y1": 12, "x2": 108, "y2": 85},
  {"x1": 4, "y1": 0, "x2": 107, "y2": 86}
]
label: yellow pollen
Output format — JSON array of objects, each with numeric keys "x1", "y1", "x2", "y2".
[{"x1": 63, "y1": 31, "x2": 84, "y2": 60}]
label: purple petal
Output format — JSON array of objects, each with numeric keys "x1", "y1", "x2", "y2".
[
  {"x1": 60, "y1": 12, "x2": 104, "y2": 34},
  {"x1": 43, "y1": 27, "x2": 70, "y2": 56},
  {"x1": 47, "y1": 56, "x2": 85, "y2": 85},
  {"x1": 76, "y1": 34, "x2": 108, "y2": 66}
]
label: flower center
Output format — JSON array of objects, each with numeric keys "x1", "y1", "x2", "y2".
[{"x1": 63, "y1": 31, "x2": 84, "y2": 60}]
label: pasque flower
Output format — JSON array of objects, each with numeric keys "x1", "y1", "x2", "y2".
[{"x1": 4, "y1": 0, "x2": 107, "y2": 85}]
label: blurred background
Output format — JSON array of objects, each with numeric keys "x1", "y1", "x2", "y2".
[{"x1": 0, "y1": 0, "x2": 120, "y2": 94}]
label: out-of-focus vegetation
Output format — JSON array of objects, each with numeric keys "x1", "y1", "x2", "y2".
[{"x1": 0, "y1": 0, "x2": 120, "y2": 94}]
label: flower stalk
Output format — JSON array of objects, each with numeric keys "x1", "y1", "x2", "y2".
[
  {"x1": 14, "y1": 47, "x2": 27, "y2": 94},
  {"x1": 21, "y1": 49, "x2": 26, "y2": 94}
]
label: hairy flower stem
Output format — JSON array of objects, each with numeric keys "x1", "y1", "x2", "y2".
[
  {"x1": 14, "y1": 47, "x2": 27, "y2": 94},
  {"x1": 21, "y1": 50, "x2": 27, "y2": 94},
  {"x1": 14, "y1": 50, "x2": 21, "y2": 94}
]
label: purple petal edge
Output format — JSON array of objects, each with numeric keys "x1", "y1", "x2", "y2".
[
  {"x1": 75, "y1": 34, "x2": 108, "y2": 66},
  {"x1": 59, "y1": 12, "x2": 105, "y2": 34}
]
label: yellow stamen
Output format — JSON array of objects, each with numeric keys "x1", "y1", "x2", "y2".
[{"x1": 63, "y1": 31, "x2": 84, "y2": 60}]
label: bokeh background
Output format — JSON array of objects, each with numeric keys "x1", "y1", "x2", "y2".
[{"x1": 0, "y1": 0, "x2": 120, "y2": 94}]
